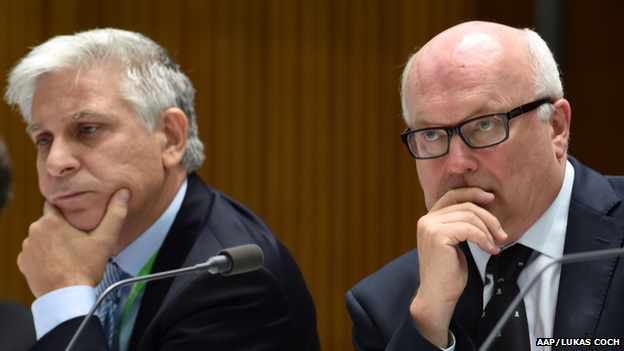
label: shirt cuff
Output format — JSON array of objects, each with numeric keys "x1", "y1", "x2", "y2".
[
  {"x1": 442, "y1": 330, "x2": 456, "y2": 351},
  {"x1": 31, "y1": 286, "x2": 96, "y2": 339}
]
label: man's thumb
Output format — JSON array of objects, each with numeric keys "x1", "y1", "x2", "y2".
[{"x1": 91, "y1": 188, "x2": 130, "y2": 242}]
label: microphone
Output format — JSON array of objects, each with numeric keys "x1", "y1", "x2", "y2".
[
  {"x1": 478, "y1": 246, "x2": 624, "y2": 351},
  {"x1": 65, "y1": 244, "x2": 264, "y2": 351}
]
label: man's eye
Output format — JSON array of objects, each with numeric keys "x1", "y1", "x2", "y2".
[
  {"x1": 478, "y1": 120, "x2": 493, "y2": 131},
  {"x1": 36, "y1": 137, "x2": 51, "y2": 148},
  {"x1": 35, "y1": 138, "x2": 50, "y2": 146},
  {"x1": 81, "y1": 126, "x2": 98, "y2": 133},
  {"x1": 422, "y1": 131, "x2": 440, "y2": 141}
]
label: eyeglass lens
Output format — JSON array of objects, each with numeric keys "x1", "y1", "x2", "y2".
[{"x1": 407, "y1": 115, "x2": 507, "y2": 158}]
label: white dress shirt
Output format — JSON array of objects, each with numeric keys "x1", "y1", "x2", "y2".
[
  {"x1": 437, "y1": 160, "x2": 574, "y2": 351},
  {"x1": 32, "y1": 179, "x2": 188, "y2": 351},
  {"x1": 468, "y1": 160, "x2": 574, "y2": 351}
]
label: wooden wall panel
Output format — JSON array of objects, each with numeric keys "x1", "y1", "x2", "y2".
[
  {"x1": 0, "y1": 1, "x2": 478, "y2": 350},
  {"x1": 561, "y1": 0, "x2": 624, "y2": 176},
  {"x1": 0, "y1": 0, "x2": 47, "y2": 304}
]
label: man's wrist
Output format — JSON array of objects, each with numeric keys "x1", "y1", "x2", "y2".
[{"x1": 410, "y1": 293, "x2": 455, "y2": 348}]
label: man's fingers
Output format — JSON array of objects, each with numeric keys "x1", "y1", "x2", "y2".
[
  {"x1": 434, "y1": 203, "x2": 503, "y2": 241},
  {"x1": 454, "y1": 224, "x2": 500, "y2": 254},
  {"x1": 430, "y1": 187, "x2": 495, "y2": 212},
  {"x1": 427, "y1": 210, "x2": 500, "y2": 254},
  {"x1": 430, "y1": 188, "x2": 509, "y2": 244},
  {"x1": 90, "y1": 188, "x2": 130, "y2": 244},
  {"x1": 42, "y1": 201, "x2": 62, "y2": 216}
]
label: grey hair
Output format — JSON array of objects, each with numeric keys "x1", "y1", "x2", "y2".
[
  {"x1": 4, "y1": 28, "x2": 204, "y2": 172},
  {"x1": 0, "y1": 137, "x2": 12, "y2": 213},
  {"x1": 400, "y1": 51, "x2": 418, "y2": 125},
  {"x1": 522, "y1": 28, "x2": 564, "y2": 120},
  {"x1": 400, "y1": 27, "x2": 564, "y2": 123}
]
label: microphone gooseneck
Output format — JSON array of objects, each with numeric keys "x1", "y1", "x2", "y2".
[
  {"x1": 65, "y1": 244, "x2": 264, "y2": 351},
  {"x1": 478, "y1": 246, "x2": 624, "y2": 351}
]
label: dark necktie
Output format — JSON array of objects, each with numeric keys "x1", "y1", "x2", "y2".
[{"x1": 476, "y1": 244, "x2": 533, "y2": 351}]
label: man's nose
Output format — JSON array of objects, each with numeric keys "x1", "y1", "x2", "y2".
[
  {"x1": 44, "y1": 138, "x2": 80, "y2": 177},
  {"x1": 445, "y1": 134, "x2": 478, "y2": 175}
]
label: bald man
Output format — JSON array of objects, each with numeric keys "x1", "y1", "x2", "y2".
[{"x1": 347, "y1": 21, "x2": 624, "y2": 351}]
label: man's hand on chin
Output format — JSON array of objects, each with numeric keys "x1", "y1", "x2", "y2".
[
  {"x1": 410, "y1": 187, "x2": 507, "y2": 348},
  {"x1": 17, "y1": 188, "x2": 130, "y2": 298}
]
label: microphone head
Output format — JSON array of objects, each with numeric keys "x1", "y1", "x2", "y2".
[{"x1": 218, "y1": 244, "x2": 264, "y2": 276}]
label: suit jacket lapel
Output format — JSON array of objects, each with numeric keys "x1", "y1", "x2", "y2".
[
  {"x1": 553, "y1": 157, "x2": 624, "y2": 346},
  {"x1": 129, "y1": 173, "x2": 212, "y2": 350}
]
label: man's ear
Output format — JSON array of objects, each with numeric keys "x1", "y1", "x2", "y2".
[
  {"x1": 159, "y1": 107, "x2": 188, "y2": 169},
  {"x1": 550, "y1": 99, "x2": 571, "y2": 160}
]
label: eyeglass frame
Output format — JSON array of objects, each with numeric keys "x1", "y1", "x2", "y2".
[{"x1": 400, "y1": 98, "x2": 553, "y2": 159}]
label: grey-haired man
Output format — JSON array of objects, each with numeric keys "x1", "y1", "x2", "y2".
[{"x1": 6, "y1": 28, "x2": 320, "y2": 351}]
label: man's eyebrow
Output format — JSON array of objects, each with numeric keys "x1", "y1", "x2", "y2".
[
  {"x1": 412, "y1": 104, "x2": 504, "y2": 130},
  {"x1": 25, "y1": 124, "x2": 41, "y2": 134},
  {"x1": 26, "y1": 110, "x2": 108, "y2": 134}
]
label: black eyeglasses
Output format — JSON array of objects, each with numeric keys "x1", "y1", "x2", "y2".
[{"x1": 400, "y1": 98, "x2": 553, "y2": 159}]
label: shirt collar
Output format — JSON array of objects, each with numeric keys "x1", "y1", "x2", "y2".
[
  {"x1": 469, "y1": 160, "x2": 575, "y2": 283},
  {"x1": 112, "y1": 178, "x2": 188, "y2": 277}
]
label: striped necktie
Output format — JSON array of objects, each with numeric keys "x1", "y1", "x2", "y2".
[{"x1": 94, "y1": 259, "x2": 127, "y2": 348}]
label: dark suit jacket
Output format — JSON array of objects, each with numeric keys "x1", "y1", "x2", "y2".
[
  {"x1": 0, "y1": 299, "x2": 36, "y2": 351},
  {"x1": 346, "y1": 157, "x2": 624, "y2": 350},
  {"x1": 29, "y1": 173, "x2": 320, "y2": 350}
]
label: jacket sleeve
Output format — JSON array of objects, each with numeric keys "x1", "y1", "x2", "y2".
[
  {"x1": 347, "y1": 289, "x2": 453, "y2": 351},
  {"x1": 347, "y1": 289, "x2": 475, "y2": 351},
  {"x1": 28, "y1": 315, "x2": 109, "y2": 351}
]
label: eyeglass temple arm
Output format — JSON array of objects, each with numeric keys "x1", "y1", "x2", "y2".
[{"x1": 508, "y1": 98, "x2": 553, "y2": 118}]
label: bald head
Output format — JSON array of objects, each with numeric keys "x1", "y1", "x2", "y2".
[
  {"x1": 401, "y1": 21, "x2": 562, "y2": 127},
  {"x1": 399, "y1": 21, "x2": 570, "y2": 242}
]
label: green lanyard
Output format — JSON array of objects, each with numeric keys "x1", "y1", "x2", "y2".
[{"x1": 119, "y1": 250, "x2": 160, "y2": 332}]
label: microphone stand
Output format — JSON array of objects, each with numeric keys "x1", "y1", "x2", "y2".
[
  {"x1": 478, "y1": 247, "x2": 624, "y2": 351},
  {"x1": 64, "y1": 256, "x2": 230, "y2": 351}
]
